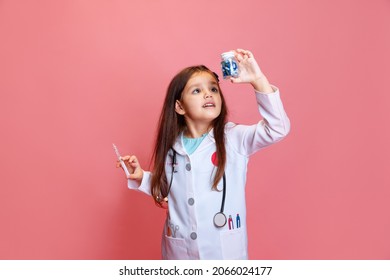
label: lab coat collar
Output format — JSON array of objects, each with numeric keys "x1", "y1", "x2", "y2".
[{"x1": 172, "y1": 128, "x2": 216, "y2": 156}]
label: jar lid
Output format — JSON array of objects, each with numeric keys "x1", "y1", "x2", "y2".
[{"x1": 221, "y1": 51, "x2": 235, "y2": 60}]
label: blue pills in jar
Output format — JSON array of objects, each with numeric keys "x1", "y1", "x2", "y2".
[{"x1": 221, "y1": 51, "x2": 239, "y2": 79}]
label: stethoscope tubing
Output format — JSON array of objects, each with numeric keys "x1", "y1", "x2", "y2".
[{"x1": 220, "y1": 173, "x2": 226, "y2": 213}]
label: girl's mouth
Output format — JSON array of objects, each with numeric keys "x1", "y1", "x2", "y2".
[{"x1": 203, "y1": 102, "x2": 215, "y2": 108}]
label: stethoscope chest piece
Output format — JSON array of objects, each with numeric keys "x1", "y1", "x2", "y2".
[{"x1": 213, "y1": 212, "x2": 227, "y2": 228}]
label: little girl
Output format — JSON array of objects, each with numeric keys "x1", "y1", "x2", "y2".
[{"x1": 117, "y1": 49, "x2": 290, "y2": 259}]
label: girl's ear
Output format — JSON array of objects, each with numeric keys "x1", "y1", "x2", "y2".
[{"x1": 175, "y1": 100, "x2": 185, "y2": 115}]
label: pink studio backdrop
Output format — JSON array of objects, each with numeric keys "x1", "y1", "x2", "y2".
[{"x1": 1, "y1": 0, "x2": 389, "y2": 259}]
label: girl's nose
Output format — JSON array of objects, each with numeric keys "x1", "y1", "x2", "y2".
[{"x1": 204, "y1": 90, "x2": 212, "y2": 98}]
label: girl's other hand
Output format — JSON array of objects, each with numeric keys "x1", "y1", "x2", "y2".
[
  {"x1": 116, "y1": 155, "x2": 144, "y2": 181},
  {"x1": 230, "y1": 49, "x2": 273, "y2": 93}
]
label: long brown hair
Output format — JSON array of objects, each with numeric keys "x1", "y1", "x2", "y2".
[{"x1": 151, "y1": 65, "x2": 228, "y2": 207}]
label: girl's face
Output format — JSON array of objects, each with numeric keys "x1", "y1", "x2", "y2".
[{"x1": 175, "y1": 71, "x2": 222, "y2": 127}]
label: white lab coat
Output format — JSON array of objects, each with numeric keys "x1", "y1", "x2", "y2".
[{"x1": 128, "y1": 87, "x2": 290, "y2": 259}]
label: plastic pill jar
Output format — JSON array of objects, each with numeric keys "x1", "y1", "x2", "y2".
[{"x1": 220, "y1": 51, "x2": 239, "y2": 79}]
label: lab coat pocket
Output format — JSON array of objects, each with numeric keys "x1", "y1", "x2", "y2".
[
  {"x1": 163, "y1": 236, "x2": 189, "y2": 260},
  {"x1": 220, "y1": 228, "x2": 247, "y2": 260}
]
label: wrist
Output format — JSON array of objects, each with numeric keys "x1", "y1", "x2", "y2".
[
  {"x1": 138, "y1": 169, "x2": 144, "y2": 182},
  {"x1": 251, "y1": 75, "x2": 273, "y2": 93}
]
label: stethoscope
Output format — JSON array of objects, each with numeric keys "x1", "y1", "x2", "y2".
[{"x1": 165, "y1": 149, "x2": 227, "y2": 228}]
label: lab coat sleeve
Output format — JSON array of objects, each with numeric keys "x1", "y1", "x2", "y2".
[
  {"x1": 228, "y1": 86, "x2": 290, "y2": 156},
  {"x1": 127, "y1": 171, "x2": 152, "y2": 196}
]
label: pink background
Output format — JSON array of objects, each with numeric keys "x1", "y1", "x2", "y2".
[{"x1": 1, "y1": 0, "x2": 389, "y2": 259}]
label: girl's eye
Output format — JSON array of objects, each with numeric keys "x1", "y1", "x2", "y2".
[
  {"x1": 192, "y1": 89, "x2": 200, "y2": 94},
  {"x1": 211, "y1": 87, "x2": 219, "y2": 93}
]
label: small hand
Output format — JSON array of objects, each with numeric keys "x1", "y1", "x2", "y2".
[
  {"x1": 116, "y1": 155, "x2": 144, "y2": 181},
  {"x1": 230, "y1": 49, "x2": 273, "y2": 93}
]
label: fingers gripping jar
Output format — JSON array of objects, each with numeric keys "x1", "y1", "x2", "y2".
[{"x1": 221, "y1": 51, "x2": 239, "y2": 79}]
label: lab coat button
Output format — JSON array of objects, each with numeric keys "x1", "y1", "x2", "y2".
[
  {"x1": 185, "y1": 163, "x2": 191, "y2": 171},
  {"x1": 190, "y1": 232, "x2": 197, "y2": 240},
  {"x1": 188, "y1": 198, "x2": 194, "y2": 205}
]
